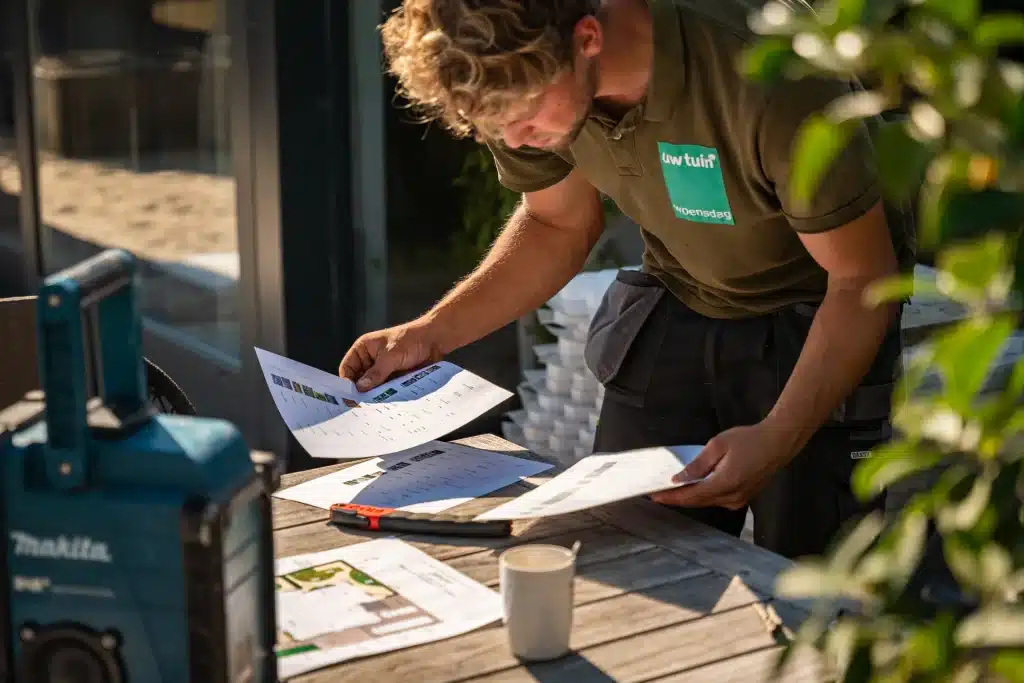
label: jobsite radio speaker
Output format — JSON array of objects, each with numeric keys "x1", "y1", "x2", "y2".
[{"x1": 0, "y1": 249, "x2": 280, "y2": 683}]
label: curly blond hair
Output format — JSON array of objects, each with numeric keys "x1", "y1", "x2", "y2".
[{"x1": 381, "y1": 0, "x2": 600, "y2": 139}]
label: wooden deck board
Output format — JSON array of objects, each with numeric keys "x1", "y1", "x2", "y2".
[
  {"x1": 463, "y1": 604, "x2": 785, "y2": 683},
  {"x1": 651, "y1": 645, "x2": 825, "y2": 683}
]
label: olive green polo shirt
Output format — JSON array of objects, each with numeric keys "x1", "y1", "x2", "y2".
[{"x1": 487, "y1": 0, "x2": 911, "y2": 319}]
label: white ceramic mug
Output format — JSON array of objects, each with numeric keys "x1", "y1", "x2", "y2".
[{"x1": 499, "y1": 543, "x2": 577, "y2": 661}]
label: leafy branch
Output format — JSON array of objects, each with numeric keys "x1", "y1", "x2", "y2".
[{"x1": 740, "y1": 1, "x2": 1024, "y2": 681}]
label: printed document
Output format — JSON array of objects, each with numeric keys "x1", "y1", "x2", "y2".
[
  {"x1": 273, "y1": 440, "x2": 552, "y2": 514},
  {"x1": 275, "y1": 538, "x2": 502, "y2": 679},
  {"x1": 255, "y1": 348, "x2": 513, "y2": 459},
  {"x1": 475, "y1": 445, "x2": 705, "y2": 520}
]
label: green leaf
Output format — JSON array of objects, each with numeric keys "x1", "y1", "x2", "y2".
[
  {"x1": 956, "y1": 605, "x2": 1024, "y2": 647},
  {"x1": 923, "y1": 0, "x2": 980, "y2": 31},
  {"x1": 893, "y1": 349, "x2": 935, "y2": 405},
  {"x1": 830, "y1": 0, "x2": 868, "y2": 31},
  {"x1": 944, "y1": 532, "x2": 982, "y2": 586},
  {"x1": 974, "y1": 13, "x2": 1024, "y2": 50},
  {"x1": 789, "y1": 115, "x2": 857, "y2": 212},
  {"x1": 1007, "y1": 407, "x2": 1024, "y2": 441},
  {"x1": 775, "y1": 562, "x2": 846, "y2": 599},
  {"x1": 916, "y1": 174, "x2": 949, "y2": 250},
  {"x1": 863, "y1": 273, "x2": 936, "y2": 307},
  {"x1": 978, "y1": 543, "x2": 1013, "y2": 591},
  {"x1": 826, "y1": 91, "x2": 894, "y2": 123},
  {"x1": 867, "y1": 32, "x2": 917, "y2": 82},
  {"x1": 830, "y1": 511, "x2": 886, "y2": 571},
  {"x1": 851, "y1": 441, "x2": 945, "y2": 500},
  {"x1": 740, "y1": 38, "x2": 797, "y2": 84},
  {"x1": 990, "y1": 649, "x2": 1024, "y2": 683},
  {"x1": 873, "y1": 120, "x2": 939, "y2": 202},
  {"x1": 889, "y1": 511, "x2": 929, "y2": 589},
  {"x1": 925, "y1": 464, "x2": 974, "y2": 512},
  {"x1": 893, "y1": 398, "x2": 949, "y2": 441},
  {"x1": 931, "y1": 316, "x2": 1015, "y2": 413},
  {"x1": 938, "y1": 216, "x2": 1016, "y2": 285},
  {"x1": 938, "y1": 470, "x2": 994, "y2": 532},
  {"x1": 952, "y1": 660, "x2": 987, "y2": 683},
  {"x1": 907, "y1": 614, "x2": 956, "y2": 671},
  {"x1": 826, "y1": 619, "x2": 860, "y2": 676}
]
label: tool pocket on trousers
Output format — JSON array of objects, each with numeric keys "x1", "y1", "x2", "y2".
[
  {"x1": 584, "y1": 270, "x2": 667, "y2": 407},
  {"x1": 829, "y1": 420, "x2": 891, "y2": 523},
  {"x1": 775, "y1": 302, "x2": 901, "y2": 428}
]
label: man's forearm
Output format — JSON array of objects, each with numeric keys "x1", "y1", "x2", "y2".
[
  {"x1": 422, "y1": 204, "x2": 600, "y2": 354},
  {"x1": 766, "y1": 280, "x2": 898, "y2": 456}
]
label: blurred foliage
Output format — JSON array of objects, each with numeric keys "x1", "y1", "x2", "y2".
[
  {"x1": 453, "y1": 146, "x2": 625, "y2": 271},
  {"x1": 452, "y1": 146, "x2": 521, "y2": 271},
  {"x1": 741, "y1": 1, "x2": 1024, "y2": 682}
]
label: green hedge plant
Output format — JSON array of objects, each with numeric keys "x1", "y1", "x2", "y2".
[{"x1": 740, "y1": 1, "x2": 1024, "y2": 681}]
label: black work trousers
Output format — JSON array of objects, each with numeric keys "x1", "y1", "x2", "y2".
[{"x1": 586, "y1": 270, "x2": 902, "y2": 560}]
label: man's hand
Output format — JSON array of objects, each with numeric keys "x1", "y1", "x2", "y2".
[
  {"x1": 650, "y1": 420, "x2": 796, "y2": 510},
  {"x1": 339, "y1": 319, "x2": 443, "y2": 391}
]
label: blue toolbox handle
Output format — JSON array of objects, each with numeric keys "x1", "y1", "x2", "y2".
[{"x1": 36, "y1": 249, "x2": 148, "y2": 489}]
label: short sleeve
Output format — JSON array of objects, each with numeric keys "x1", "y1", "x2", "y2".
[
  {"x1": 757, "y1": 76, "x2": 882, "y2": 234},
  {"x1": 485, "y1": 140, "x2": 574, "y2": 193}
]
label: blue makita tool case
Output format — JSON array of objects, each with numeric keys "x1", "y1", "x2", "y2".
[{"x1": 0, "y1": 249, "x2": 280, "y2": 683}]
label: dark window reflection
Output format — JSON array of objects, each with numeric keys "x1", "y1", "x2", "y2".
[
  {"x1": 382, "y1": 0, "x2": 522, "y2": 421},
  {"x1": 27, "y1": 0, "x2": 239, "y2": 358},
  {"x1": 384, "y1": 96, "x2": 524, "y2": 434},
  {"x1": 0, "y1": 0, "x2": 25, "y2": 296}
]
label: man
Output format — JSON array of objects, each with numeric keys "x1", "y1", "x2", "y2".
[{"x1": 341, "y1": 0, "x2": 913, "y2": 559}]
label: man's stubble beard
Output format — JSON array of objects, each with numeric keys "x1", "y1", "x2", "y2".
[{"x1": 545, "y1": 59, "x2": 599, "y2": 151}]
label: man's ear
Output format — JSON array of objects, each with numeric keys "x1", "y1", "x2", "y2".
[{"x1": 575, "y1": 15, "x2": 603, "y2": 58}]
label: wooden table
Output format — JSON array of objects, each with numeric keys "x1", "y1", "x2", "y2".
[{"x1": 272, "y1": 434, "x2": 827, "y2": 683}]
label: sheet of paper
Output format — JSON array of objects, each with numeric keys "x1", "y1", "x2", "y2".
[
  {"x1": 475, "y1": 445, "x2": 706, "y2": 520},
  {"x1": 255, "y1": 348, "x2": 513, "y2": 459},
  {"x1": 273, "y1": 440, "x2": 552, "y2": 514},
  {"x1": 274, "y1": 538, "x2": 502, "y2": 679}
]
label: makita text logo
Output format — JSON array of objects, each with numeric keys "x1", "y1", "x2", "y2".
[
  {"x1": 10, "y1": 531, "x2": 112, "y2": 563},
  {"x1": 661, "y1": 152, "x2": 717, "y2": 168}
]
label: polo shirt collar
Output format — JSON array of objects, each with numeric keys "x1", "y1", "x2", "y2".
[{"x1": 644, "y1": 0, "x2": 686, "y2": 122}]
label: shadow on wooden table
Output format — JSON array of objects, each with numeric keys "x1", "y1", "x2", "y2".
[{"x1": 522, "y1": 654, "x2": 617, "y2": 683}]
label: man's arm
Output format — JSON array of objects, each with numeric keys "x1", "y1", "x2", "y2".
[
  {"x1": 754, "y1": 77, "x2": 900, "y2": 450},
  {"x1": 765, "y1": 199, "x2": 899, "y2": 453},
  {"x1": 424, "y1": 169, "x2": 605, "y2": 354},
  {"x1": 652, "y1": 199, "x2": 899, "y2": 509}
]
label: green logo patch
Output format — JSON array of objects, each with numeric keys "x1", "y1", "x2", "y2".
[{"x1": 657, "y1": 143, "x2": 734, "y2": 225}]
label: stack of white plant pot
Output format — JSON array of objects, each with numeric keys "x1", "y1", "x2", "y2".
[{"x1": 502, "y1": 268, "x2": 635, "y2": 465}]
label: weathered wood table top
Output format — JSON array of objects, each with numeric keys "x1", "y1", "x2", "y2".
[{"x1": 273, "y1": 434, "x2": 827, "y2": 683}]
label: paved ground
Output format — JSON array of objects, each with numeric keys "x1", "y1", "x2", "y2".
[{"x1": 0, "y1": 145, "x2": 235, "y2": 264}]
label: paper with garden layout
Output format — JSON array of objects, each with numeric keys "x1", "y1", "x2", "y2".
[
  {"x1": 275, "y1": 538, "x2": 502, "y2": 678},
  {"x1": 255, "y1": 348, "x2": 513, "y2": 459},
  {"x1": 475, "y1": 445, "x2": 706, "y2": 520}
]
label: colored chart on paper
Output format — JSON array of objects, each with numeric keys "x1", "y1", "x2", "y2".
[{"x1": 255, "y1": 348, "x2": 513, "y2": 459}]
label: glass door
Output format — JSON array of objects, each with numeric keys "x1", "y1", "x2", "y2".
[
  {"x1": 0, "y1": 0, "x2": 33, "y2": 295},
  {"x1": 20, "y1": 0, "x2": 281, "y2": 444}
]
